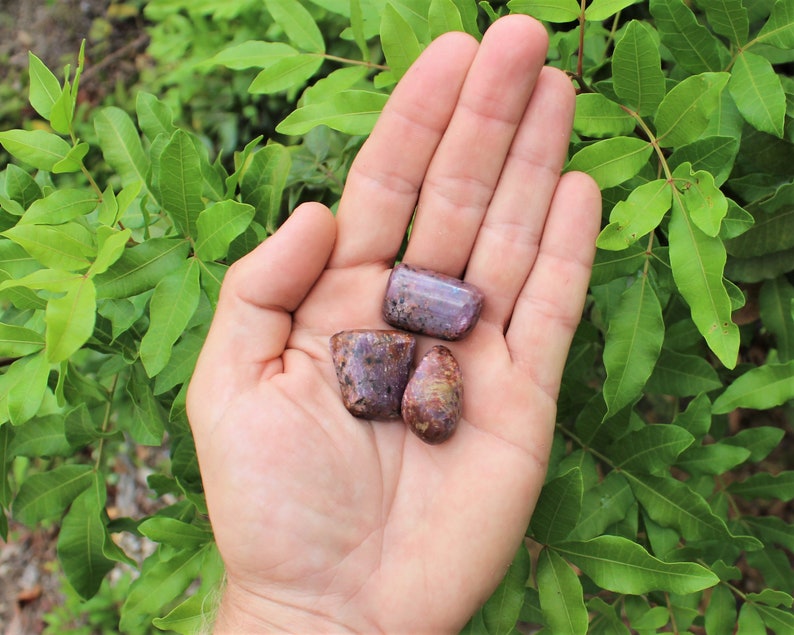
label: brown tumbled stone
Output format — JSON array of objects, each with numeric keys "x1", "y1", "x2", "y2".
[
  {"x1": 330, "y1": 329, "x2": 416, "y2": 420},
  {"x1": 402, "y1": 345, "x2": 463, "y2": 444},
  {"x1": 382, "y1": 263, "x2": 484, "y2": 341}
]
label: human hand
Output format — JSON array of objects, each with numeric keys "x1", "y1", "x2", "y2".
[{"x1": 186, "y1": 14, "x2": 601, "y2": 634}]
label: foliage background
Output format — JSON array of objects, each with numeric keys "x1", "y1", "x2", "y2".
[{"x1": 0, "y1": 0, "x2": 792, "y2": 632}]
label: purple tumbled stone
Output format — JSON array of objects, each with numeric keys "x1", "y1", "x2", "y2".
[
  {"x1": 402, "y1": 345, "x2": 463, "y2": 444},
  {"x1": 330, "y1": 329, "x2": 416, "y2": 420},
  {"x1": 382, "y1": 263, "x2": 484, "y2": 341}
]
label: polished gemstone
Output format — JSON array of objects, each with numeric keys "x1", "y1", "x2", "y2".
[
  {"x1": 382, "y1": 263, "x2": 484, "y2": 341},
  {"x1": 330, "y1": 329, "x2": 416, "y2": 420},
  {"x1": 402, "y1": 345, "x2": 463, "y2": 444}
]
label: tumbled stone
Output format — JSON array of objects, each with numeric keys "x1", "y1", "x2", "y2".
[
  {"x1": 330, "y1": 329, "x2": 416, "y2": 420},
  {"x1": 382, "y1": 263, "x2": 484, "y2": 341},
  {"x1": 402, "y1": 345, "x2": 463, "y2": 444}
]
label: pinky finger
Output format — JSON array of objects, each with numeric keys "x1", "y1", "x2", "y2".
[{"x1": 505, "y1": 171, "x2": 601, "y2": 399}]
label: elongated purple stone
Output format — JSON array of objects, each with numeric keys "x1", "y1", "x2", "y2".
[
  {"x1": 402, "y1": 345, "x2": 463, "y2": 444},
  {"x1": 382, "y1": 263, "x2": 484, "y2": 341},
  {"x1": 330, "y1": 329, "x2": 416, "y2": 420}
]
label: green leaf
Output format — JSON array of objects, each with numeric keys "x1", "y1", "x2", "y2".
[
  {"x1": 57, "y1": 473, "x2": 116, "y2": 599},
  {"x1": 725, "y1": 183, "x2": 794, "y2": 257},
  {"x1": 0, "y1": 424, "x2": 14, "y2": 508},
  {"x1": 7, "y1": 352, "x2": 50, "y2": 425},
  {"x1": 277, "y1": 89, "x2": 389, "y2": 136},
  {"x1": 598, "y1": 180, "x2": 672, "y2": 250},
  {"x1": 628, "y1": 473, "x2": 757, "y2": 546},
  {"x1": 263, "y1": 0, "x2": 325, "y2": 53},
  {"x1": 49, "y1": 80, "x2": 74, "y2": 135},
  {"x1": 138, "y1": 516, "x2": 212, "y2": 549},
  {"x1": 675, "y1": 164, "x2": 729, "y2": 237},
  {"x1": 380, "y1": 3, "x2": 423, "y2": 81},
  {"x1": 747, "y1": 589, "x2": 794, "y2": 609},
  {"x1": 729, "y1": 51, "x2": 786, "y2": 137},
  {"x1": 756, "y1": 0, "x2": 794, "y2": 49},
  {"x1": 428, "y1": 0, "x2": 465, "y2": 38},
  {"x1": 13, "y1": 464, "x2": 94, "y2": 525},
  {"x1": 586, "y1": 0, "x2": 641, "y2": 20},
  {"x1": 602, "y1": 277, "x2": 664, "y2": 415},
  {"x1": 744, "y1": 516, "x2": 794, "y2": 552},
  {"x1": 700, "y1": 0, "x2": 749, "y2": 45},
  {"x1": 3, "y1": 222, "x2": 94, "y2": 271},
  {"x1": 537, "y1": 549, "x2": 588, "y2": 635},
  {"x1": 728, "y1": 471, "x2": 794, "y2": 501},
  {"x1": 350, "y1": 0, "x2": 369, "y2": 60},
  {"x1": 20, "y1": 188, "x2": 98, "y2": 226},
  {"x1": 204, "y1": 40, "x2": 298, "y2": 70},
  {"x1": 46, "y1": 277, "x2": 96, "y2": 363},
  {"x1": 125, "y1": 364, "x2": 167, "y2": 445},
  {"x1": 723, "y1": 426, "x2": 786, "y2": 463},
  {"x1": 52, "y1": 141, "x2": 89, "y2": 174},
  {"x1": 566, "y1": 137, "x2": 652, "y2": 189},
  {"x1": 655, "y1": 73, "x2": 730, "y2": 148},
  {"x1": 759, "y1": 277, "x2": 794, "y2": 361},
  {"x1": 555, "y1": 535, "x2": 718, "y2": 594},
  {"x1": 482, "y1": 543, "x2": 530, "y2": 635},
  {"x1": 120, "y1": 545, "x2": 210, "y2": 632},
  {"x1": 668, "y1": 195, "x2": 739, "y2": 368},
  {"x1": 507, "y1": 0, "x2": 581, "y2": 22},
  {"x1": 738, "y1": 603, "x2": 766, "y2": 634},
  {"x1": 94, "y1": 107, "x2": 150, "y2": 188},
  {"x1": 650, "y1": 0, "x2": 725, "y2": 73},
  {"x1": 136, "y1": 92, "x2": 176, "y2": 142},
  {"x1": 5, "y1": 164, "x2": 42, "y2": 209},
  {"x1": 155, "y1": 130, "x2": 204, "y2": 238},
  {"x1": 757, "y1": 604, "x2": 794, "y2": 634},
  {"x1": 530, "y1": 467, "x2": 583, "y2": 544},
  {"x1": 240, "y1": 143, "x2": 292, "y2": 232},
  {"x1": 573, "y1": 93, "x2": 636, "y2": 139},
  {"x1": 569, "y1": 472, "x2": 634, "y2": 541},
  {"x1": 0, "y1": 129, "x2": 72, "y2": 171},
  {"x1": 94, "y1": 237, "x2": 190, "y2": 299},
  {"x1": 140, "y1": 259, "x2": 201, "y2": 377},
  {"x1": 712, "y1": 360, "x2": 794, "y2": 413},
  {"x1": 705, "y1": 584, "x2": 737, "y2": 635},
  {"x1": 195, "y1": 201, "x2": 256, "y2": 262},
  {"x1": 676, "y1": 442, "x2": 751, "y2": 476},
  {"x1": 28, "y1": 52, "x2": 62, "y2": 120},
  {"x1": 248, "y1": 54, "x2": 324, "y2": 94},
  {"x1": 612, "y1": 21, "x2": 665, "y2": 117},
  {"x1": 669, "y1": 136, "x2": 740, "y2": 187},
  {"x1": 0, "y1": 323, "x2": 45, "y2": 357},
  {"x1": 89, "y1": 227, "x2": 132, "y2": 277},
  {"x1": 609, "y1": 424, "x2": 694, "y2": 475}
]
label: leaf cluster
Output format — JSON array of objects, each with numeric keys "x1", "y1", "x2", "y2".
[{"x1": 0, "y1": 0, "x2": 792, "y2": 632}]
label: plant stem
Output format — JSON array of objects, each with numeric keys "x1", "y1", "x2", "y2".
[{"x1": 95, "y1": 373, "x2": 120, "y2": 471}]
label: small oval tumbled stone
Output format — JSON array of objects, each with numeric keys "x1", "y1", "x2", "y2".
[
  {"x1": 330, "y1": 329, "x2": 416, "y2": 420},
  {"x1": 402, "y1": 345, "x2": 463, "y2": 444},
  {"x1": 382, "y1": 263, "x2": 484, "y2": 341}
]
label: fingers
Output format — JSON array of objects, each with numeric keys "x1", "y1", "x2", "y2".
[
  {"x1": 464, "y1": 67, "x2": 576, "y2": 330},
  {"x1": 402, "y1": 15, "x2": 549, "y2": 276},
  {"x1": 329, "y1": 31, "x2": 479, "y2": 269},
  {"x1": 187, "y1": 203, "x2": 336, "y2": 423},
  {"x1": 505, "y1": 171, "x2": 601, "y2": 398}
]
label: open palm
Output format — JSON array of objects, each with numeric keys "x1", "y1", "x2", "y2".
[{"x1": 187, "y1": 15, "x2": 601, "y2": 634}]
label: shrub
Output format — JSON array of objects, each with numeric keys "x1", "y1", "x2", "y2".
[{"x1": 0, "y1": 0, "x2": 792, "y2": 632}]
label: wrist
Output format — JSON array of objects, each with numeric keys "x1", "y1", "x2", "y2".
[{"x1": 212, "y1": 580, "x2": 362, "y2": 634}]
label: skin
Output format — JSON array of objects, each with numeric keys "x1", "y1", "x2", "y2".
[{"x1": 186, "y1": 15, "x2": 601, "y2": 635}]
